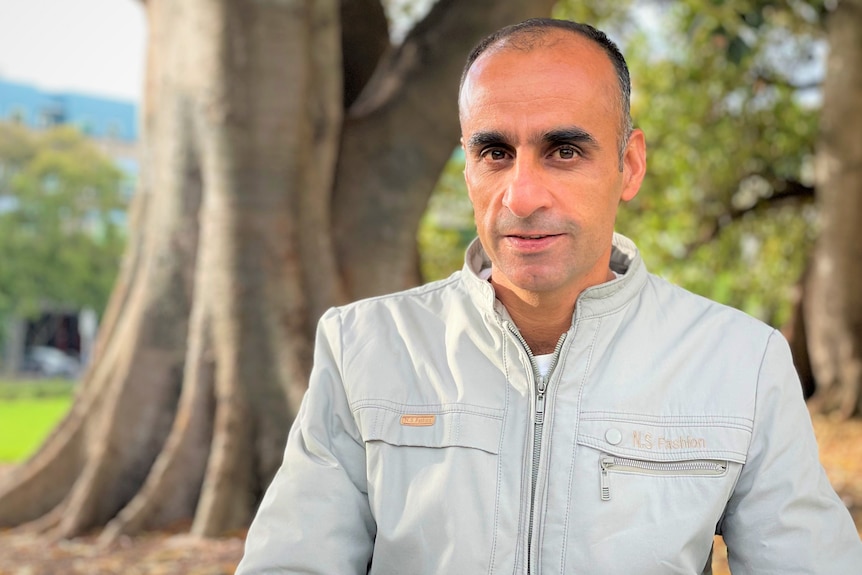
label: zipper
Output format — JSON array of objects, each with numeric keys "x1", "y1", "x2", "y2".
[
  {"x1": 599, "y1": 455, "x2": 728, "y2": 501},
  {"x1": 505, "y1": 321, "x2": 567, "y2": 574}
]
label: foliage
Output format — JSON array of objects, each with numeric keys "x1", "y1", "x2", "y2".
[
  {"x1": 604, "y1": 0, "x2": 824, "y2": 327},
  {"x1": 420, "y1": 0, "x2": 826, "y2": 327},
  {"x1": 0, "y1": 123, "x2": 127, "y2": 328},
  {"x1": 418, "y1": 149, "x2": 475, "y2": 281}
]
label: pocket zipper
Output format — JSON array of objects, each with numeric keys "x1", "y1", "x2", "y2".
[{"x1": 600, "y1": 455, "x2": 728, "y2": 501}]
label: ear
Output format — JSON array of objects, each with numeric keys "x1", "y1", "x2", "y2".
[
  {"x1": 461, "y1": 137, "x2": 475, "y2": 202},
  {"x1": 620, "y1": 128, "x2": 646, "y2": 203}
]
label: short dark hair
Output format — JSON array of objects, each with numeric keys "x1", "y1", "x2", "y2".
[{"x1": 460, "y1": 19, "x2": 633, "y2": 163}]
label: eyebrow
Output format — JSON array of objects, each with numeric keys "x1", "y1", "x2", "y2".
[
  {"x1": 466, "y1": 130, "x2": 510, "y2": 151},
  {"x1": 465, "y1": 127, "x2": 600, "y2": 152},
  {"x1": 541, "y1": 128, "x2": 599, "y2": 150}
]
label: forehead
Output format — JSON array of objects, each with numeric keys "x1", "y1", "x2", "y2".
[{"x1": 459, "y1": 33, "x2": 619, "y2": 136}]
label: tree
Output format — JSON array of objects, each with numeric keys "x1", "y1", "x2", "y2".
[
  {"x1": 0, "y1": 123, "x2": 126, "y2": 350},
  {"x1": 0, "y1": 0, "x2": 556, "y2": 540},
  {"x1": 631, "y1": 0, "x2": 862, "y2": 418},
  {"x1": 805, "y1": 0, "x2": 862, "y2": 417},
  {"x1": 552, "y1": 0, "x2": 862, "y2": 415}
]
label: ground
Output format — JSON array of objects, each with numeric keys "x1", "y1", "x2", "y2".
[{"x1": 1, "y1": 412, "x2": 860, "y2": 574}]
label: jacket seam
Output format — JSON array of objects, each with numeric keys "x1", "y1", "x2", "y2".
[
  {"x1": 508, "y1": 328, "x2": 531, "y2": 574},
  {"x1": 578, "y1": 420, "x2": 754, "y2": 432},
  {"x1": 558, "y1": 316, "x2": 600, "y2": 574},
  {"x1": 579, "y1": 412, "x2": 753, "y2": 429},
  {"x1": 750, "y1": 329, "x2": 776, "y2": 454},
  {"x1": 335, "y1": 307, "x2": 362, "y2": 437},
  {"x1": 717, "y1": 329, "x2": 773, "y2": 537},
  {"x1": 488, "y1": 321, "x2": 509, "y2": 575},
  {"x1": 334, "y1": 306, "x2": 344, "y2": 375},
  {"x1": 336, "y1": 273, "x2": 462, "y2": 311},
  {"x1": 577, "y1": 437, "x2": 749, "y2": 460},
  {"x1": 350, "y1": 400, "x2": 504, "y2": 419},
  {"x1": 575, "y1": 302, "x2": 636, "y2": 321}
]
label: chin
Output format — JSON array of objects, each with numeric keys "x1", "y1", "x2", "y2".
[{"x1": 503, "y1": 272, "x2": 567, "y2": 295}]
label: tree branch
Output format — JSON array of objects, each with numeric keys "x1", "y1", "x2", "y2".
[
  {"x1": 333, "y1": 0, "x2": 557, "y2": 298},
  {"x1": 685, "y1": 179, "x2": 815, "y2": 256},
  {"x1": 340, "y1": 0, "x2": 389, "y2": 108},
  {"x1": 753, "y1": 70, "x2": 822, "y2": 92}
]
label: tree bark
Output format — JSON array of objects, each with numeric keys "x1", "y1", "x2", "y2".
[
  {"x1": 805, "y1": 0, "x2": 862, "y2": 418},
  {"x1": 783, "y1": 262, "x2": 815, "y2": 399},
  {"x1": 0, "y1": 0, "x2": 554, "y2": 539},
  {"x1": 333, "y1": 0, "x2": 558, "y2": 298}
]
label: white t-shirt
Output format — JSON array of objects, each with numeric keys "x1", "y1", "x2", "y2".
[{"x1": 535, "y1": 353, "x2": 554, "y2": 378}]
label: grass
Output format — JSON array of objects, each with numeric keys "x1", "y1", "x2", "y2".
[{"x1": 0, "y1": 378, "x2": 75, "y2": 463}]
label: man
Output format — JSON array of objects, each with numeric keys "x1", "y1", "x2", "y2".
[{"x1": 236, "y1": 19, "x2": 862, "y2": 574}]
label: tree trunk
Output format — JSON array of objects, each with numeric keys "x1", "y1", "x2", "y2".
[
  {"x1": 805, "y1": 0, "x2": 862, "y2": 418},
  {"x1": 0, "y1": 0, "x2": 555, "y2": 539},
  {"x1": 783, "y1": 262, "x2": 815, "y2": 399}
]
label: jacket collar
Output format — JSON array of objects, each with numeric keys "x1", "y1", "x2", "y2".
[{"x1": 461, "y1": 232, "x2": 648, "y2": 321}]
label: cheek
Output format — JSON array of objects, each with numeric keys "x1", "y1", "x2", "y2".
[
  {"x1": 567, "y1": 177, "x2": 622, "y2": 213},
  {"x1": 471, "y1": 202, "x2": 493, "y2": 231},
  {"x1": 465, "y1": 178, "x2": 496, "y2": 218}
]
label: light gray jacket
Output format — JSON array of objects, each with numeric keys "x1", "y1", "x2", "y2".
[{"x1": 236, "y1": 234, "x2": 862, "y2": 574}]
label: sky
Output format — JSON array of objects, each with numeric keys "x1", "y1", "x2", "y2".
[
  {"x1": 0, "y1": 1, "x2": 821, "y2": 107},
  {"x1": 0, "y1": 0, "x2": 146, "y2": 102},
  {"x1": 0, "y1": 0, "x2": 659, "y2": 106}
]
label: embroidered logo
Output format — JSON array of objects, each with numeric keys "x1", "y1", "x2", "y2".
[
  {"x1": 400, "y1": 414, "x2": 436, "y2": 427},
  {"x1": 632, "y1": 431, "x2": 706, "y2": 450}
]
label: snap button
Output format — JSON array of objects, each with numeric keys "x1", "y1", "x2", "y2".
[{"x1": 605, "y1": 428, "x2": 622, "y2": 445}]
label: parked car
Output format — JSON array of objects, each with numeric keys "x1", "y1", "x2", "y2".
[{"x1": 22, "y1": 346, "x2": 81, "y2": 378}]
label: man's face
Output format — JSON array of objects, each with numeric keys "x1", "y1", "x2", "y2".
[{"x1": 460, "y1": 33, "x2": 646, "y2": 302}]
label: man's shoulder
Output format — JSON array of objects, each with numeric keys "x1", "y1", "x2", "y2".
[
  {"x1": 316, "y1": 271, "x2": 486, "y2": 374},
  {"x1": 642, "y1": 272, "x2": 775, "y2": 338},
  {"x1": 325, "y1": 271, "x2": 471, "y2": 325}
]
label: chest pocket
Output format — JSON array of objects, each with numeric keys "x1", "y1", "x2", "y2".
[
  {"x1": 351, "y1": 401, "x2": 505, "y2": 574},
  {"x1": 565, "y1": 412, "x2": 753, "y2": 573},
  {"x1": 353, "y1": 400, "x2": 503, "y2": 453},
  {"x1": 576, "y1": 412, "x2": 752, "y2": 502}
]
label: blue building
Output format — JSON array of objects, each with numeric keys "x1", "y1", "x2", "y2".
[{"x1": 0, "y1": 77, "x2": 138, "y2": 141}]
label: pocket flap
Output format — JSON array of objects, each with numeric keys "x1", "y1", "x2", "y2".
[
  {"x1": 352, "y1": 400, "x2": 504, "y2": 454},
  {"x1": 577, "y1": 411, "x2": 752, "y2": 464}
]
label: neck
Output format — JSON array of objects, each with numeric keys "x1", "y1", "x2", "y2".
[{"x1": 492, "y1": 268, "x2": 615, "y2": 355}]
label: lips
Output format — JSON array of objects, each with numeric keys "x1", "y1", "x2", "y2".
[
  {"x1": 503, "y1": 233, "x2": 563, "y2": 251},
  {"x1": 507, "y1": 233, "x2": 561, "y2": 239}
]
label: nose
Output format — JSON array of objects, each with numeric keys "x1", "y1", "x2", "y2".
[{"x1": 502, "y1": 156, "x2": 551, "y2": 219}]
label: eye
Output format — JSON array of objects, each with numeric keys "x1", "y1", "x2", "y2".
[
  {"x1": 554, "y1": 145, "x2": 579, "y2": 159},
  {"x1": 481, "y1": 148, "x2": 509, "y2": 161}
]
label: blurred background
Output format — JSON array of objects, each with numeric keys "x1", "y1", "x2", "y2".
[
  {"x1": 0, "y1": 0, "x2": 859, "y2": 573},
  {"x1": 0, "y1": 0, "x2": 144, "y2": 380}
]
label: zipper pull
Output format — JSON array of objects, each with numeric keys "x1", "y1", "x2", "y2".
[
  {"x1": 535, "y1": 375, "x2": 547, "y2": 424},
  {"x1": 600, "y1": 457, "x2": 613, "y2": 501},
  {"x1": 536, "y1": 393, "x2": 545, "y2": 424}
]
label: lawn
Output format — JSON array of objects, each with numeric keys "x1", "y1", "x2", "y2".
[{"x1": 0, "y1": 379, "x2": 75, "y2": 462}]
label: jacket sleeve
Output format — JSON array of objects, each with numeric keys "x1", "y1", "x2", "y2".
[
  {"x1": 719, "y1": 329, "x2": 862, "y2": 573},
  {"x1": 235, "y1": 308, "x2": 375, "y2": 574}
]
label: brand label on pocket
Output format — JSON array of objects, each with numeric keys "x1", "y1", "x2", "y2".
[
  {"x1": 633, "y1": 431, "x2": 706, "y2": 450},
  {"x1": 400, "y1": 414, "x2": 436, "y2": 427}
]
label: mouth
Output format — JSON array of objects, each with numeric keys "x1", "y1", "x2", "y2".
[
  {"x1": 508, "y1": 233, "x2": 561, "y2": 239},
  {"x1": 503, "y1": 233, "x2": 563, "y2": 252}
]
